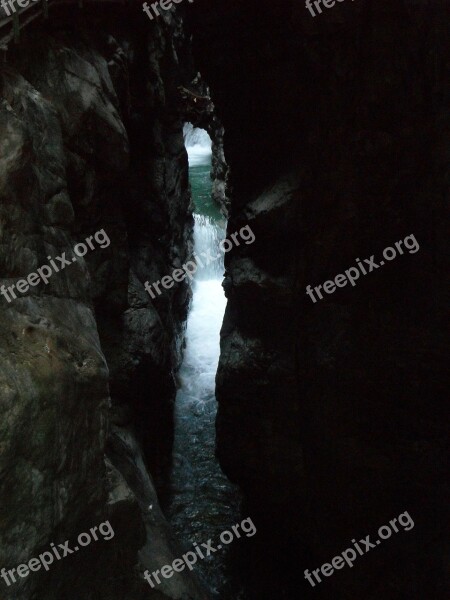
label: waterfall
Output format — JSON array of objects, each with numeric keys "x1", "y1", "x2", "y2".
[
  {"x1": 184, "y1": 122, "x2": 225, "y2": 280},
  {"x1": 183, "y1": 122, "x2": 213, "y2": 167},
  {"x1": 162, "y1": 126, "x2": 241, "y2": 597}
]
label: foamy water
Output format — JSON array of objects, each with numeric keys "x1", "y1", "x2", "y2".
[{"x1": 184, "y1": 122, "x2": 213, "y2": 167}]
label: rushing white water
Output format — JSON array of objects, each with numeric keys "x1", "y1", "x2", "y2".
[
  {"x1": 181, "y1": 126, "x2": 224, "y2": 383},
  {"x1": 184, "y1": 122, "x2": 213, "y2": 167},
  {"x1": 179, "y1": 279, "x2": 226, "y2": 405},
  {"x1": 163, "y1": 126, "x2": 241, "y2": 597}
]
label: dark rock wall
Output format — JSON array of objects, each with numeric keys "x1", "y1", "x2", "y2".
[
  {"x1": 0, "y1": 48, "x2": 125, "y2": 600},
  {"x1": 0, "y1": 7, "x2": 209, "y2": 600},
  {"x1": 190, "y1": 1, "x2": 449, "y2": 598}
]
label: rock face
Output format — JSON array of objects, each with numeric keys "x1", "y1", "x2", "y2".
[
  {"x1": 190, "y1": 1, "x2": 449, "y2": 598},
  {"x1": 0, "y1": 7, "x2": 213, "y2": 600},
  {"x1": 0, "y1": 60, "x2": 121, "y2": 600},
  {"x1": 1, "y1": 2, "x2": 448, "y2": 599}
]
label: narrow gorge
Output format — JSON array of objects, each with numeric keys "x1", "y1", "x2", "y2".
[{"x1": 0, "y1": 2, "x2": 448, "y2": 600}]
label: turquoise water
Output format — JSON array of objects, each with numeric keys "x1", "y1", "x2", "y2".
[{"x1": 190, "y1": 164, "x2": 223, "y2": 221}]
